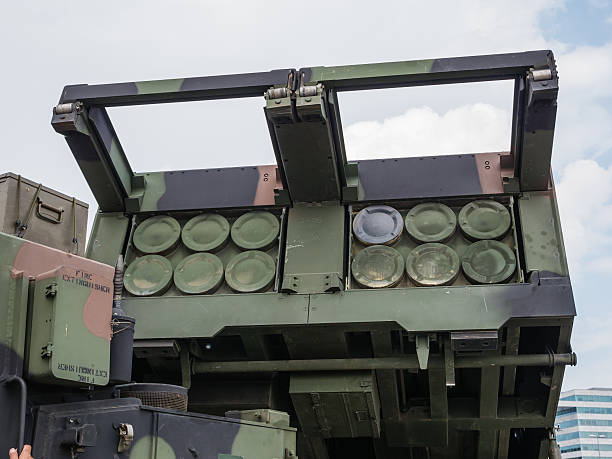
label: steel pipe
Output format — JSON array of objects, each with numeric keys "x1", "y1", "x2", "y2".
[{"x1": 193, "y1": 352, "x2": 576, "y2": 374}]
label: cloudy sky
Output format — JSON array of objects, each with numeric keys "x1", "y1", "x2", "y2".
[{"x1": 1, "y1": 1, "x2": 611, "y2": 390}]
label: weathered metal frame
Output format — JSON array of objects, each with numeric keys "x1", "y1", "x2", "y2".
[{"x1": 52, "y1": 51, "x2": 557, "y2": 211}]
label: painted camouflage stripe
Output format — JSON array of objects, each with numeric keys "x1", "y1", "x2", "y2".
[
  {"x1": 60, "y1": 69, "x2": 295, "y2": 105},
  {"x1": 353, "y1": 152, "x2": 507, "y2": 202},
  {"x1": 32, "y1": 398, "x2": 296, "y2": 459},
  {"x1": 139, "y1": 165, "x2": 284, "y2": 212},
  {"x1": 301, "y1": 50, "x2": 554, "y2": 88}
]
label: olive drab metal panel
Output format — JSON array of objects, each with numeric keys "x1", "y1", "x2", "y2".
[{"x1": 0, "y1": 173, "x2": 88, "y2": 255}]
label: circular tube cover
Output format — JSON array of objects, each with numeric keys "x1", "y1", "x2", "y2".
[
  {"x1": 133, "y1": 215, "x2": 181, "y2": 254},
  {"x1": 458, "y1": 200, "x2": 511, "y2": 240},
  {"x1": 405, "y1": 203, "x2": 456, "y2": 243},
  {"x1": 462, "y1": 240, "x2": 516, "y2": 284},
  {"x1": 352, "y1": 205, "x2": 403, "y2": 246},
  {"x1": 231, "y1": 211, "x2": 280, "y2": 250},
  {"x1": 181, "y1": 214, "x2": 230, "y2": 252},
  {"x1": 351, "y1": 245, "x2": 405, "y2": 288},
  {"x1": 225, "y1": 250, "x2": 276, "y2": 293},
  {"x1": 406, "y1": 243, "x2": 460, "y2": 286},
  {"x1": 124, "y1": 255, "x2": 173, "y2": 296},
  {"x1": 174, "y1": 252, "x2": 224, "y2": 294}
]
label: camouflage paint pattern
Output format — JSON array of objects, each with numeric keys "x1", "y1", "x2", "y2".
[
  {"x1": 139, "y1": 165, "x2": 285, "y2": 213},
  {"x1": 0, "y1": 232, "x2": 113, "y2": 385},
  {"x1": 32, "y1": 398, "x2": 297, "y2": 459}
]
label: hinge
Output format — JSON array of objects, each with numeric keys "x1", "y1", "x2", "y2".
[{"x1": 528, "y1": 67, "x2": 552, "y2": 81}]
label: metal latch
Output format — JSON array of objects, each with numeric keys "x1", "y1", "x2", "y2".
[
  {"x1": 117, "y1": 423, "x2": 134, "y2": 453},
  {"x1": 41, "y1": 343, "x2": 54, "y2": 358},
  {"x1": 45, "y1": 282, "x2": 58, "y2": 297}
]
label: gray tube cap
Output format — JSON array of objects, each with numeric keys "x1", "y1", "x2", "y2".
[{"x1": 353, "y1": 205, "x2": 403, "y2": 246}]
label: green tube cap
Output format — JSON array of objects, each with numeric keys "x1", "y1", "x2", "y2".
[
  {"x1": 133, "y1": 215, "x2": 181, "y2": 254},
  {"x1": 182, "y1": 214, "x2": 230, "y2": 252},
  {"x1": 458, "y1": 200, "x2": 511, "y2": 240},
  {"x1": 124, "y1": 255, "x2": 173, "y2": 296},
  {"x1": 352, "y1": 205, "x2": 403, "y2": 246},
  {"x1": 225, "y1": 250, "x2": 276, "y2": 293},
  {"x1": 462, "y1": 240, "x2": 516, "y2": 284},
  {"x1": 174, "y1": 252, "x2": 224, "y2": 294},
  {"x1": 406, "y1": 243, "x2": 460, "y2": 286},
  {"x1": 231, "y1": 211, "x2": 280, "y2": 250},
  {"x1": 405, "y1": 203, "x2": 456, "y2": 243},
  {"x1": 352, "y1": 245, "x2": 405, "y2": 288}
]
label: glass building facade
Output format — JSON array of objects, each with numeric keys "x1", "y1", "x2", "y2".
[{"x1": 555, "y1": 388, "x2": 612, "y2": 458}]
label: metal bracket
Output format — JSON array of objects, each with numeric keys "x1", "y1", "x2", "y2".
[
  {"x1": 415, "y1": 335, "x2": 430, "y2": 370},
  {"x1": 282, "y1": 273, "x2": 342, "y2": 294},
  {"x1": 451, "y1": 331, "x2": 498, "y2": 352},
  {"x1": 310, "y1": 393, "x2": 331, "y2": 438},
  {"x1": 444, "y1": 336, "x2": 455, "y2": 387},
  {"x1": 117, "y1": 423, "x2": 134, "y2": 453},
  {"x1": 45, "y1": 282, "x2": 58, "y2": 297},
  {"x1": 41, "y1": 343, "x2": 54, "y2": 358},
  {"x1": 61, "y1": 419, "x2": 97, "y2": 449}
]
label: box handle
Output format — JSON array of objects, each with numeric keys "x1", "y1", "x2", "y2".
[{"x1": 36, "y1": 199, "x2": 64, "y2": 224}]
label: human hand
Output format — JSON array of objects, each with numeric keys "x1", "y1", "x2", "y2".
[{"x1": 8, "y1": 446, "x2": 33, "y2": 459}]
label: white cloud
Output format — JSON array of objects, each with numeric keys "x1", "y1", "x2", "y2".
[
  {"x1": 344, "y1": 103, "x2": 510, "y2": 160},
  {"x1": 556, "y1": 159, "x2": 612, "y2": 277},
  {"x1": 556, "y1": 43, "x2": 612, "y2": 100}
]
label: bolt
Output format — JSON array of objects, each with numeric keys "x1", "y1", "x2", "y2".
[
  {"x1": 305, "y1": 97, "x2": 312, "y2": 102},
  {"x1": 274, "y1": 99, "x2": 281, "y2": 104}
]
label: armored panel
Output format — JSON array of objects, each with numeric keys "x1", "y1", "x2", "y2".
[
  {"x1": 1, "y1": 232, "x2": 113, "y2": 388},
  {"x1": 290, "y1": 371, "x2": 380, "y2": 439},
  {"x1": 32, "y1": 398, "x2": 297, "y2": 459},
  {"x1": 26, "y1": 264, "x2": 112, "y2": 386},
  {"x1": 0, "y1": 173, "x2": 88, "y2": 255},
  {"x1": 282, "y1": 205, "x2": 345, "y2": 293}
]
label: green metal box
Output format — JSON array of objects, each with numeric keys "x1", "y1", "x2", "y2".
[
  {"x1": 26, "y1": 265, "x2": 113, "y2": 385},
  {"x1": 0, "y1": 173, "x2": 88, "y2": 255},
  {"x1": 290, "y1": 371, "x2": 380, "y2": 438}
]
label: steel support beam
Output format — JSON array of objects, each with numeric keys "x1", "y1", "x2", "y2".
[
  {"x1": 59, "y1": 69, "x2": 295, "y2": 106},
  {"x1": 300, "y1": 51, "x2": 553, "y2": 90},
  {"x1": 193, "y1": 353, "x2": 576, "y2": 374}
]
